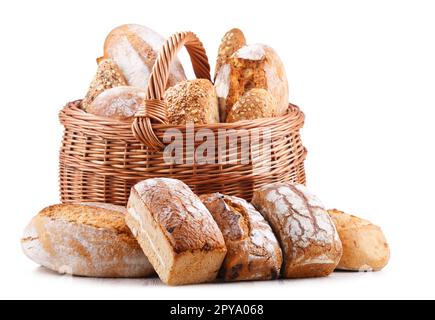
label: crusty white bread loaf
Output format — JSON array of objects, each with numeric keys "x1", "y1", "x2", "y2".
[
  {"x1": 252, "y1": 183, "x2": 343, "y2": 278},
  {"x1": 21, "y1": 203, "x2": 155, "y2": 278},
  {"x1": 103, "y1": 24, "x2": 186, "y2": 90},
  {"x1": 163, "y1": 79, "x2": 220, "y2": 125},
  {"x1": 215, "y1": 28, "x2": 246, "y2": 82},
  {"x1": 86, "y1": 86, "x2": 146, "y2": 120},
  {"x1": 215, "y1": 43, "x2": 289, "y2": 121},
  {"x1": 226, "y1": 88, "x2": 278, "y2": 122},
  {"x1": 126, "y1": 178, "x2": 227, "y2": 286},
  {"x1": 81, "y1": 59, "x2": 128, "y2": 111},
  {"x1": 328, "y1": 209, "x2": 390, "y2": 272},
  {"x1": 200, "y1": 193, "x2": 282, "y2": 282}
]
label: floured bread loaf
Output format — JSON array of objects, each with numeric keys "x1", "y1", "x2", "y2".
[
  {"x1": 200, "y1": 193, "x2": 282, "y2": 282},
  {"x1": 103, "y1": 24, "x2": 186, "y2": 90},
  {"x1": 81, "y1": 59, "x2": 127, "y2": 111},
  {"x1": 226, "y1": 88, "x2": 278, "y2": 122},
  {"x1": 215, "y1": 28, "x2": 246, "y2": 82},
  {"x1": 86, "y1": 86, "x2": 146, "y2": 120},
  {"x1": 126, "y1": 178, "x2": 227, "y2": 286},
  {"x1": 164, "y1": 79, "x2": 220, "y2": 125},
  {"x1": 215, "y1": 43, "x2": 289, "y2": 121},
  {"x1": 21, "y1": 203, "x2": 155, "y2": 278},
  {"x1": 252, "y1": 183, "x2": 343, "y2": 278},
  {"x1": 328, "y1": 209, "x2": 390, "y2": 272}
]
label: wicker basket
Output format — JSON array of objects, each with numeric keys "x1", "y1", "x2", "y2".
[{"x1": 59, "y1": 32, "x2": 307, "y2": 206}]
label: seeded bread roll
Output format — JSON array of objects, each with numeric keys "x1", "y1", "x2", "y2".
[
  {"x1": 215, "y1": 28, "x2": 246, "y2": 82},
  {"x1": 164, "y1": 79, "x2": 219, "y2": 125},
  {"x1": 226, "y1": 88, "x2": 278, "y2": 122},
  {"x1": 252, "y1": 183, "x2": 343, "y2": 279},
  {"x1": 81, "y1": 59, "x2": 128, "y2": 111},
  {"x1": 21, "y1": 203, "x2": 155, "y2": 278},
  {"x1": 200, "y1": 193, "x2": 282, "y2": 282},
  {"x1": 103, "y1": 24, "x2": 186, "y2": 90},
  {"x1": 215, "y1": 44, "x2": 289, "y2": 121},
  {"x1": 86, "y1": 86, "x2": 146, "y2": 121},
  {"x1": 126, "y1": 178, "x2": 227, "y2": 286},
  {"x1": 328, "y1": 209, "x2": 390, "y2": 272}
]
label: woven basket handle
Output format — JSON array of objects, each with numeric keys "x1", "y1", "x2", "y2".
[{"x1": 132, "y1": 32, "x2": 211, "y2": 149}]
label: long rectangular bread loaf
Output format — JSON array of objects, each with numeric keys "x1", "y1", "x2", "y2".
[
  {"x1": 252, "y1": 183, "x2": 343, "y2": 278},
  {"x1": 126, "y1": 178, "x2": 227, "y2": 286}
]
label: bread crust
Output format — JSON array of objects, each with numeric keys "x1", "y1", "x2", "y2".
[
  {"x1": 215, "y1": 28, "x2": 246, "y2": 81},
  {"x1": 164, "y1": 79, "x2": 219, "y2": 125},
  {"x1": 328, "y1": 209, "x2": 390, "y2": 271},
  {"x1": 21, "y1": 204, "x2": 155, "y2": 278},
  {"x1": 86, "y1": 86, "x2": 146, "y2": 120},
  {"x1": 201, "y1": 193, "x2": 282, "y2": 282},
  {"x1": 252, "y1": 183, "x2": 342, "y2": 278},
  {"x1": 103, "y1": 24, "x2": 186, "y2": 90}
]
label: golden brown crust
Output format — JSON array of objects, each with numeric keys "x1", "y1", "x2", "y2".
[
  {"x1": 328, "y1": 209, "x2": 390, "y2": 271},
  {"x1": 131, "y1": 178, "x2": 226, "y2": 254},
  {"x1": 81, "y1": 59, "x2": 127, "y2": 111},
  {"x1": 226, "y1": 88, "x2": 278, "y2": 122},
  {"x1": 200, "y1": 193, "x2": 282, "y2": 282},
  {"x1": 252, "y1": 183, "x2": 342, "y2": 279},
  {"x1": 215, "y1": 28, "x2": 246, "y2": 81},
  {"x1": 164, "y1": 79, "x2": 219, "y2": 125}
]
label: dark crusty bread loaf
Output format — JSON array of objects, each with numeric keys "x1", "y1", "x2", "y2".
[
  {"x1": 252, "y1": 183, "x2": 343, "y2": 279},
  {"x1": 21, "y1": 203, "x2": 155, "y2": 278},
  {"x1": 126, "y1": 178, "x2": 227, "y2": 286},
  {"x1": 200, "y1": 193, "x2": 282, "y2": 282}
]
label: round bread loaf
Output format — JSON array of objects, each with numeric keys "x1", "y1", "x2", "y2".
[
  {"x1": 86, "y1": 86, "x2": 146, "y2": 120},
  {"x1": 252, "y1": 183, "x2": 343, "y2": 279},
  {"x1": 81, "y1": 59, "x2": 128, "y2": 111},
  {"x1": 215, "y1": 43, "x2": 289, "y2": 121},
  {"x1": 328, "y1": 209, "x2": 390, "y2": 272},
  {"x1": 200, "y1": 193, "x2": 282, "y2": 282},
  {"x1": 21, "y1": 203, "x2": 155, "y2": 278},
  {"x1": 226, "y1": 88, "x2": 278, "y2": 122},
  {"x1": 164, "y1": 79, "x2": 220, "y2": 125},
  {"x1": 215, "y1": 28, "x2": 246, "y2": 82},
  {"x1": 103, "y1": 24, "x2": 186, "y2": 90}
]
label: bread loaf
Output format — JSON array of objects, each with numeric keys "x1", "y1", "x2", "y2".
[
  {"x1": 200, "y1": 193, "x2": 282, "y2": 282},
  {"x1": 252, "y1": 183, "x2": 343, "y2": 278},
  {"x1": 215, "y1": 28, "x2": 246, "y2": 82},
  {"x1": 21, "y1": 203, "x2": 155, "y2": 278},
  {"x1": 126, "y1": 178, "x2": 227, "y2": 286},
  {"x1": 328, "y1": 209, "x2": 390, "y2": 272},
  {"x1": 86, "y1": 86, "x2": 146, "y2": 121},
  {"x1": 164, "y1": 79, "x2": 219, "y2": 125},
  {"x1": 226, "y1": 88, "x2": 278, "y2": 122},
  {"x1": 103, "y1": 24, "x2": 186, "y2": 90},
  {"x1": 215, "y1": 44, "x2": 289, "y2": 121},
  {"x1": 82, "y1": 59, "x2": 128, "y2": 111}
]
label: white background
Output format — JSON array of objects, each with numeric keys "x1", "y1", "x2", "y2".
[{"x1": 0, "y1": 0, "x2": 434, "y2": 300}]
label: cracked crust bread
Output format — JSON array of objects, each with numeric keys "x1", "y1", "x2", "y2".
[
  {"x1": 328, "y1": 209, "x2": 390, "y2": 272},
  {"x1": 215, "y1": 43, "x2": 289, "y2": 121},
  {"x1": 21, "y1": 203, "x2": 155, "y2": 278},
  {"x1": 215, "y1": 28, "x2": 247, "y2": 82},
  {"x1": 126, "y1": 178, "x2": 227, "y2": 286},
  {"x1": 103, "y1": 24, "x2": 186, "y2": 90},
  {"x1": 200, "y1": 193, "x2": 282, "y2": 282},
  {"x1": 252, "y1": 183, "x2": 343, "y2": 278}
]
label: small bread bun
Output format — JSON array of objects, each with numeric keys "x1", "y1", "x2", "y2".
[
  {"x1": 328, "y1": 209, "x2": 390, "y2": 272},
  {"x1": 86, "y1": 86, "x2": 146, "y2": 121},
  {"x1": 82, "y1": 59, "x2": 127, "y2": 111},
  {"x1": 21, "y1": 203, "x2": 155, "y2": 278},
  {"x1": 164, "y1": 79, "x2": 219, "y2": 125},
  {"x1": 226, "y1": 88, "x2": 278, "y2": 122},
  {"x1": 103, "y1": 24, "x2": 186, "y2": 90},
  {"x1": 215, "y1": 28, "x2": 246, "y2": 81}
]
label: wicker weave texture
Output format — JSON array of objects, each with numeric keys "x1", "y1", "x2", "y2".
[{"x1": 59, "y1": 31, "x2": 307, "y2": 205}]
